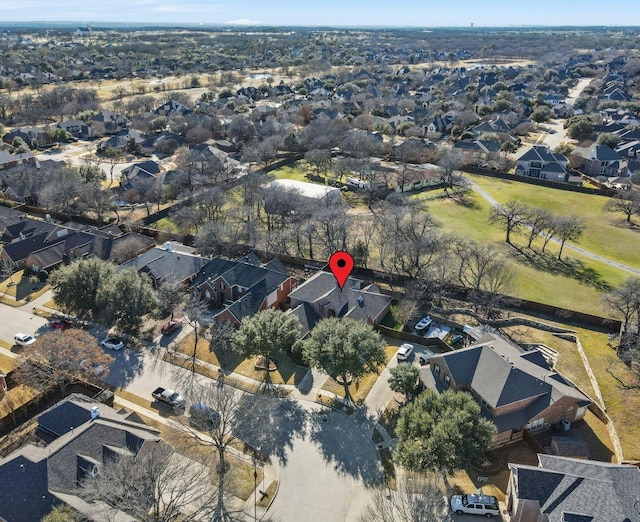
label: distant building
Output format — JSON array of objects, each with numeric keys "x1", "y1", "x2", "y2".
[{"x1": 264, "y1": 179, "x2": 342, "y2": 206}]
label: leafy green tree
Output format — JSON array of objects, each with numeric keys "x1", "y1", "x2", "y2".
[
  {"x1": 231, "y1": 308, "x2": 301, "y2": 374},
  {"x1": 394, "y1": 389, "x2": 496, "y2": 475},
  {"x1": 100, "y1": 268, "x2": 157, "y2": 335},
  {"x1": 565, "y1": 116, "x2": 593, "y2": 141},
  {"x1": 50, "y1": 258, "x2": 115, "y2": 321},
  {"x1": 531, "y1": 105, "x2": 552, "y2": 123},
  {"x1": 597, "y1": 132, "x2": 621, "y2": 149},
  {"x1": 388, "y1": 363, "x2": 421, "y2": 401},
  {"x1": 302, "y1": 318, "x2": 386, "y2": 401}
]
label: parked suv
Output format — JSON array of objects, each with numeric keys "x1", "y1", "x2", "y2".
[{"x1": 450, "y1": 494, "x2": 500, "y2": 518}]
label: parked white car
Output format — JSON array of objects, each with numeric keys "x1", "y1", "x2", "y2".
[
  {"x1": 396, "y1": 343, "x2": 414, "y2": 361},
  {"x1": 100, "y1": 337, "x2": 124, "y2": 351},
  {"x1": 450, "y1": 494, "x2": 500, "y2": 518},
  {"x1": 14, "y1": 333, "x2": 36, "y2": 347}
]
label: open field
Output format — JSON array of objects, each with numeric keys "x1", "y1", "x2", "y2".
[
  {"x1": 423, "y1": 191, "x2": 630, "y2": 313},
  {"x1": 467, "y1": 174, "x2": 640, "y2": 270}
]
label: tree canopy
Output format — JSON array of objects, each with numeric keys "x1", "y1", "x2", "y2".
[
  {"x1": 49, "y1": 258, "x2": 156, "y2": 334},
  {"x1": 302, "y1": 317, "x2": 386, "y2": 401},
  {"x1": 231, "y1": 308, "x2": 301, "y2": 368},
  {"x1": 388, "y1": 363, "x2": 421, "y2": 400},
  {"x1": 394, "y1": 388, "x2": 496, "y2": 475},
  {"x1": 13, "y1": 330, "x2": 114, "y2": 394}
]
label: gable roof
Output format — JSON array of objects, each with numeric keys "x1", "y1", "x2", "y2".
[
  {"x1": 510, "y1": 455, "x2": 640, "y2": 521},
  {"x1": 517, "y1": 145, "x2": 568, "y2": 165},
  {"x1": 0, "y1": 395, "x2": 160, "y2": 522},
  {"x1": 120, "y1": 247, "x2": 209, "y2": 286},
  {"x1": 288, "y1": 271, "x2": 391, "y2": 325},
  {"x1": 435, "y1": 331, "x2": 590, "y2": 432}
]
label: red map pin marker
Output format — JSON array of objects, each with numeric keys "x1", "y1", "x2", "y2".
[{"x1": 329, "y1": 251, "x2": 354, "y2": 290}]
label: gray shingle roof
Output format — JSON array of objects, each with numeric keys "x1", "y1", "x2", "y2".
[
  {"x1": 511, "y1": 455, "x2": 640, "y2": 521},
  {"x1": 0, "y1": 395, "x2": 161, "y2": 522}
]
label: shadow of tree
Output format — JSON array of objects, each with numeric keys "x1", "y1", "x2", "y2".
[
  {"x1": 307, "y1": 408, "x2": 383, "y2": 486},
  {"x1": 507, "y1": 245, "x2": 612, "y2": 291},
  {"x1": 236, "y1": 394, "x2": 308, "y2": 466}
]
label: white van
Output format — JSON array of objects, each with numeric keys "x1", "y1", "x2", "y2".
[
  {"x1": 346, "y1": 177, "x2": 369, "y2": 190},
  {"x1": 450, "y1": 494, "x2": 500, "y2": 518}
]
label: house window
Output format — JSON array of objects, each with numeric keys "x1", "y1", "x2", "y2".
[
  {"x1": 434, "y1": 364, "x2": 440, "y2": 375},
  {"x1": 444, "y1": 374, "x2": 451, "y2": 386},
  {"x1": 599, "y1": 166, "x2": 609, "y2": 175}
]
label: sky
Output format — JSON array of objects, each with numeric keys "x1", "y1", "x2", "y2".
[{"x1": 0, "y1": 0, "x2": 639, "y2": 27}]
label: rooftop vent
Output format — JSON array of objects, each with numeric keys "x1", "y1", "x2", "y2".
[{"x1": 91, "y1": 406, "x2": 100, "y2": 420}]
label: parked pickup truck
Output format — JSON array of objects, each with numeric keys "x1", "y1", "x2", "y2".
[{"x1": 152, "y1": 387, "x2": 186, "y2": 409}]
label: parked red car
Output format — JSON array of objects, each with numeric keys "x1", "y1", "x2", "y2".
[
  {"x1": 50, "y1": 319, "x2": 73, "y2": 331},
  {"x1": 161, "y1": 319, "x2": 183, "y2": 335}
]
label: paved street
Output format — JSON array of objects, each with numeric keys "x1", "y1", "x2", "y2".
[{"x1": 0, "y1": 303, "x2": 49, "y2": 346}]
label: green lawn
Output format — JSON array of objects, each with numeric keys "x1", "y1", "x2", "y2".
[
  {"x1": 467, "y1": 174, "x2": 640, "y2": 270},
  {"x1": 269, "y1": 165, "x2": 314, "y2": 183},
  {"x1": 422, "y1": 191, "x2": 629, "y2": 314}
]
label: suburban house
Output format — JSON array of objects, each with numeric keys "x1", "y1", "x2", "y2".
[
  {"x1": 0, "y1": 395, "x2": 176, "y2": 522},
  {"x1": 54, "y1": 120, "x2": 95, "y2": 140},
  {"x1": 91, "y1": 110, "x2": 130, "y2": 135},
  {"x1": 506, "y1": 454, "x2": 640, "y2": 521},
  {"x1": 190, "y1": 254, "x2": 298, "y2": 325},
  {"x1": 154, "y1": 99, "x2": 192, "y2": 117},
  {"x1": 287, "y1": 271, "x2": 392, "y2": 337},
  {"x1": 0, "y1": 149, "x2": 36, "y2": 171},
  {"x1": 2, "y1": 127, "x2": 47, "y2": 149},
  {"x1": 264, "y1": 179, "x2": 342, "y2": 207},
  {"x1": 25, "y1": 227, "x2": 156, "y2": 272},
  {"x1": 119, "y1": 160, "x2": 165, "y2": 193},
  {"x1": 581, "y1": 145, "x2": 627, "y2": 178},
  {"x1": 97, "y1": 129, "x2": 145, "y2": 153},
  {"x1": 390, "y1": 163, "x2": 442, "y2": 193},
  {"x1": 120, "y1": 244, "x2": 209, "y2": 288},
  {"x1": 515, "y1": 146, "x2": 569, "y2": 182},
  {"x1": 423, "y1": 330, "x2": 591, "y2": 448}
]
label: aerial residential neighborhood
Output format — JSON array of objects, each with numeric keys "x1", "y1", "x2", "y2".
[{"x1": 1, "y1": 13, "x2": 640, "y2": 522}]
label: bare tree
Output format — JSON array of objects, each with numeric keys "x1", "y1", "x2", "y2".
[
  {"x1": 604, "y1": 190, "x2": 640, "y2": 224},
  {"x1": 489, "y1": 200, "x2": 529, "y2": 245},
  {"x1": 13, "y1": 330, "x2": 114, "y2": 395},
  {"x1": 359, "y1": 474, "x2": 450, "y2": 522},
  {"x1": 523, "y1": 207, "x2": 552, "y2": 249},
  {"x1": 181, "y1": 383, "x2": 254, "y2": 520},
  {"x1": 602, "y1": 277, "x2": 640, "y2": 336},
  {"x1": 80, "y1": 443, "x2": 220, "y2": 522},
  {"x1": 554, "y1": 215, "x2": 585, "y2": 260}
]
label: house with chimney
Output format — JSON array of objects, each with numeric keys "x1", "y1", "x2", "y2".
[{"x1": 422, "y1": 330, "x2": 591, "y2": 448}]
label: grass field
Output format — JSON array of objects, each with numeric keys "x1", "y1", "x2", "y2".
[
  {"x1": 467, "y1": 174, "x2": 640, "y2": 270},
  {"x1": 422, "y1": 190, "x2": 630, "y2": 314}
]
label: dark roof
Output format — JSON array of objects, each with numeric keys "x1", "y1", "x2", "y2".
[
  {"x1": 288, "y1": 271, "x2": 391, "y2": 325},
  {"x1": 120, "y1": 247, "x2": 208, "y2": 286},
  {"x1": 0, "y1": 395, "x2": 161, "y2": 522},
  {"x1": 518, "y1": 145, "x2": 568, "y2": 165},
  {"x1": 432, "y1": 332, "x2": 590, "y2": 429},
  {"x1": 191, "y1": 258, "x2": 238, "y2": 288},
  {"x1": 590, "y1": 144, "x2": 623, "y2": 161},
  {"x1": 287, "y1": 302, "x2": 320, "y2": 338},
  {"x1": 511, "y1": 455, "x2": 640, "y2": 521}
]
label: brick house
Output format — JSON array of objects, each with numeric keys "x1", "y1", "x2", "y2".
[
  {"x1": 423, "y1": 331, "x2": 591, "y2": 448},
  {"x1": 287, "y1": 271, "x2": 392, "y2": 337},
  {"x1": 190, "y1": 254, "x2": 298, "y2": 325}
]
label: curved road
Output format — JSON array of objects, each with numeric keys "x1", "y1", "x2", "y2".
[{"x1": 469, "y1": 180, "x2": 640, "y2": 276}]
